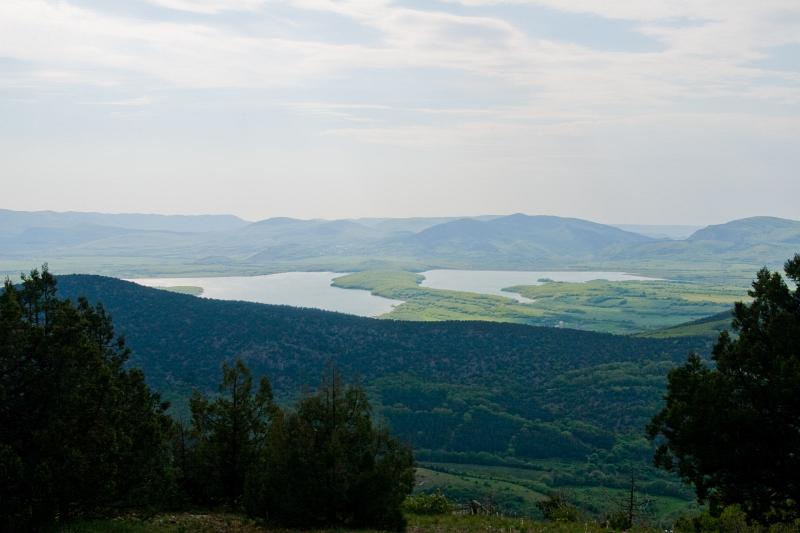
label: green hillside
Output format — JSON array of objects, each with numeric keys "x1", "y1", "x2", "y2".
[
  {"x1": 54, "y1": 275, "x2": 716, "y2": 515},
  {"x1": 636, "y1": 310, "x2": 733, "y2": 339}
]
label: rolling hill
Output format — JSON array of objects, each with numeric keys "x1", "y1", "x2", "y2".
[
  {"x1": 54, "y1": 275, "x2": 712, "y2": 466},
  {"x1": 0, "y1": 208, "x2": 249, "y2": 234},
  {"x1": 380, "y1": 214, "x2": 655, "y2": 266},
  {"x1": 688, "y1": 216, "x2": 800, "y2": 246},
  {"x1": 614, "y1": 216, "x2": 800, "y2": 270}
]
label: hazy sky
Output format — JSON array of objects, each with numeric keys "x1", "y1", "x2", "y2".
[{"x1": 1, "y1": 0, "x2": 799, "y2": 224}]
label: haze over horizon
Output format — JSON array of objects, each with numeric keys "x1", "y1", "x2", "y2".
[
  {"x1": 3, "y1": 206, "x2": 797, "y2": 229},
  {"x1": 2, "y1": 1, "x2": 799, "y2": 224}
]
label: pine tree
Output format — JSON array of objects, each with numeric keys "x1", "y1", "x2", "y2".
[
  {"x1": 245, "y1": 365, "x2": 415, "y2": 530},
  {"x1": 0, "y1": 266, "x2": 174, "y2": 530},
  {"x1": 648, "y1": 254, "x2": 800, "y2": 523},
  {"x1": 181, "y1": 358, "x2": 278, "y2": 507}
]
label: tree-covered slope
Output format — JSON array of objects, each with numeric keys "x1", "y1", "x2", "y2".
[{"x1": 56, "y1": 275, "x2": 711, "y2": 465}]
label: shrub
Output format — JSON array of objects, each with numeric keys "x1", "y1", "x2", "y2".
[
  {"x1": 536, "y1": 492, "x2": 579, "y2": 522},
  {"x1": 403, "y1": 492, "x2": 453, "y2": 515}
]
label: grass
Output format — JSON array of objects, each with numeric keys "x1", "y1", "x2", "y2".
[
  {"x1": 636, "y1": 311, "x2": 733, "y2": 339},
  {"x1": 332, "y1": 270, "x2": 549, "y2": 323},
  {"x1": 415, "y1": 462, "x2": 697, "y2": 523},
  {"x1": 332, "y1": 271, "x2": 745, "y2": 335},
  {"x1": 406, "y1": 513, "x2": 675, "y2": 532},
  {"x1": 61, "y1": 513, "x2": 281, "y2": 533},
  {"x1": 59, "y1": 512, "x2": 676, "y2": 532},
  {"x1": 506, "y1": 279, "x2": 744, "y2": 334}
]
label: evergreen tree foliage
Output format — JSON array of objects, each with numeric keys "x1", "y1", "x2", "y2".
[
  {"x1": 244, "y1": 366, "x2": 415, "y2": 531},
  {"x1": 648, "y1": 254, "x2": 800, "y2": 523},
  {"x1": 0, "y1": 266, "x2": 174, "y2": 530},
  {"x1": 179, "y1": 359, "x2": 278, "y2": 507}
]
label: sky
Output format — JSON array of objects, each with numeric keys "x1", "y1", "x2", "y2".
[{"x1": 1, "y1": 0, "x2": 799, "y2": 224}]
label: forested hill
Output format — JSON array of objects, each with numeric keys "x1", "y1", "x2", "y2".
[{"x1": 58, "y1": 275, "x2": 712, "y2": 463}]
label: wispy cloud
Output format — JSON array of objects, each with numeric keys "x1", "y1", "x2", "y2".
[
  {"x1": 1, "y1": 0, "x2": 799, "y2": 225},
  {"x1": 92, "y1": 95, "x2": 155, "y2": 106},
  {"x1": 145, "y1": 0, "x2": 269, "y2": 14}
]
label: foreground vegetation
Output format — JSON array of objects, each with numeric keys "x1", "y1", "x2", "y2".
[
  {"x1": 60, "y1": 508, "x2": 800, "y2": 532},
  {"x1": 648, "y1": 256, "x2": 800, "y2": 524},
  {"x1": 54, "y1": 512, "x2": 685, "y2": 532},
  {"x1": 1, "y1": 269, "x2": 413, "y2": 531}
]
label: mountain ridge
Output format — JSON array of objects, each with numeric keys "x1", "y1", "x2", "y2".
[{"x1": 2, "y1": 209, "x2": 799, "y2": 277}]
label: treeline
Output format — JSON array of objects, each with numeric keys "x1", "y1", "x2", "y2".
[{"x1": 0, "y1": 268, "x2": 413, "y2": 531}]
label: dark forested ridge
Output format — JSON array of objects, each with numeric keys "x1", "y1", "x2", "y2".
[{"x1": 56, "y1": 275, "x2": 711, "y2": 466}]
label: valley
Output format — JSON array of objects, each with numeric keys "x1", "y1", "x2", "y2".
[
  {"x1": 2, "y1": 209, "x2": 797, "y2": 526},
  {"x1": 0, "y1": 209, "x2": 779, "y2": 335},
  {"x1": 127, "y1": 268, "x2": 734, "y2": 334},
  {"x1": 6, "y1": 4, "x2": 799, "y2": 527},
  {"x1": 52, "y1": 275, "x2": 717, "y2": 519}
]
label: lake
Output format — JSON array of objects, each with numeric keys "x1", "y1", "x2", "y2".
[
  {"x1": 419, "y1": 270, "x2": 658, "y2": 303},
  {"x1": 129, "y1": 269, "x2": 658, "y2": 316},
  {"x1": 129, "y1": 272, "x2": 403, "y2": 317}
]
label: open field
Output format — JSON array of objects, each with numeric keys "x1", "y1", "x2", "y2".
[
  {"x1": 636, "y1": 311, "x2": 734, "y2": 339},
  {"x1": 333, "y1": 271, "x2": 745, "y2": 335},
  {"x1": 416, "y1": 462, "x2": 697, "y2": 522}
]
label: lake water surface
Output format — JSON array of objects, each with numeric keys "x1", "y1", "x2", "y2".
[
  {"x1": 129, "y1": 272, "x2": 402, "y2": 317},
  {"x1": 130, "y1": 269, "x2": 657, "y2": 317}
]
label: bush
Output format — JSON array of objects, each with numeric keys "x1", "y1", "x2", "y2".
[
  {"x1": 605, "y1": 509, "x2": 632, "y2": 530},
  {"x1": 536, "y1": 492, "x2": 579, "y2": 522},
  {"x1": 403, "y1": 492, "x2": 453, "y2": 515},
  {"x1": 673, "y1": 506, "x2": 800, "y2": 532}
]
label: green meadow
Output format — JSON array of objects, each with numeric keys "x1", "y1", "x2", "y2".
[{"x1": 332, "y1": 271, "x2": 745, "y2": 335}]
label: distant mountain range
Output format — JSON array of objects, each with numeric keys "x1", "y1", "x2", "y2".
[
  {"x1": 612, "y1": 224, "x2": 702, "y2": 240},
  {"x1": 1, "y1": 208, "x2": 798, "y2": 278},
  {"x1": 371, "y1": 214, "x2": 653, "y2": 267}
]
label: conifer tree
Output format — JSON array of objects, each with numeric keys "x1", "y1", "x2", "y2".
[
  {"x1": 245, "y1": 365, "x2": 415, "y2": 530},
  {"x1": 0, "y1": 266, "x2": 174, "y2": 530},
  {"x1": 182, "y1": 358, "x2": 279, "y2": 506},
  {"x1": 648, "y1": 254, "x2": 800, "y2": 523}
]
